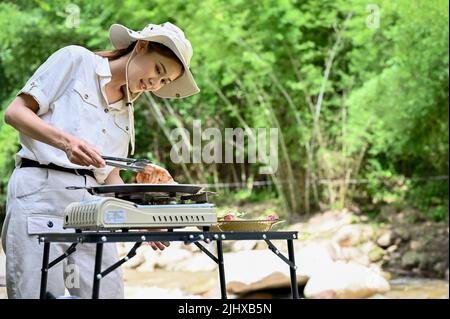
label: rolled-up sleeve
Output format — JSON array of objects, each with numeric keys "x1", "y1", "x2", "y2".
[{"x1": 17, "y1": 46, "x2": 76, "y2": 116}]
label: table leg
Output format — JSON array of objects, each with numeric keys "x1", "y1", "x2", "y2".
[
  {"x1": 39, "y1": 242, "x2": 51, "y2": 299},
  {"x1": 216, "y1": 240, "x2": 227, "y2": 299},
  {"x1": 92, "y1": 243, "x2": 104, "y2": 299},
  {"x1": 287, "y1": 239, "x2": 299, "y2": 299}
]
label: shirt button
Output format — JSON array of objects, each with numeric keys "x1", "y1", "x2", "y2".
[
  {"x1": 84, "y1": 94, "x2": 89, "y2": 99},
  {"x1": 47, "y1": 221, "x2": 54, "y2": 228},
  {"x1": 126, "y1": 126, "x2": 129, "y2": 131},
  {"x1": 102, "y1": 129, "x2": 107, "y2": 134},
  {"x1": 104, "y1": 108, "x2": 109, "y2": 113}
]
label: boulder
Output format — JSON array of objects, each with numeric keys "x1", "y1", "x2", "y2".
[
  {"x1": 123, "y1": 253, "x2": 146, "y2": 270},
  {"x1": 122, "y1": 240, "x2": 205, "y2": 271},
  {"x1": 290, "y1": 210, "x2": 354, "y2": 238},
  {"x1": 227, "y1": 272, "x2": 300, "y2": 295},
  {"x1": 294, "y1": 242, "x2": 334, "y2": 277},
  {"x1": 154, "y1": 246, "x2": 194, "y2": 270},
  {"x1": 368, "y1": 246, "x2": 385, "y2": 263},
  {"x1": 304, "y1": 261, "x2": 390, "y2": 299},
  {"x1": 394, "y1": 228, "x2": 411, "y2": 241},
  {"x1": 376, "y1": 230, "x2": 393, "y2": 248},
  {"x1": 387, "y1": 245, "x2": 398, "y2": 253},
  {"x1": 231, "y1": 240, "x2": 258, "y2": 252},
  {"x1": 401, "y1": 251, "x2": 425, "y2": 269},
  {"x1": 378, "y1": 205, "x2": 397, "y2": 222},
  {"x1": 135, "y1": 246, "x2": 159, "y2": 272},
  {"x1": 116, "y1": 243, "x2": 128, "y2": 257},
  {"x1": 223, "y1": 250, "x2": 308, "y2": 295},
  {"x1": 432, "y1": 262, "x2": 447, "y2": 276},
  {"x1": 409, "y1": 240, "x2": 421, "y2": 251},
  {"x1": 332, "y1": 225, "x2": 373, "y2": 247},
  {"x1": 334, "y1": 246, "x2": 365, "y2": 262},
  {"x1": 168, "y1": 253, "x2": 217, "y2": 272},
  {"x1": 120, "y1": 243, "x2": 146, "y2": 269}
]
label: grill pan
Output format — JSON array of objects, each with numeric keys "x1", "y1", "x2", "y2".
[{"x1": 66, "y1": 183, "x2": 204, "y2": 196}]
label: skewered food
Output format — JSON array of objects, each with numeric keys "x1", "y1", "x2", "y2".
[{"x1": 136, "y1": 163, "x2": 177, "y2": 184}]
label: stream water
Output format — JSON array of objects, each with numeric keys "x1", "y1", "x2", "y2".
[{"x1": 377, "y1": 277, "x2": 449, "y2": 299}]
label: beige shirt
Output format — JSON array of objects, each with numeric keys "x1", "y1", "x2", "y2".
[{"x1": 16, "y1": 45, "x2": 132, "y2": 184}]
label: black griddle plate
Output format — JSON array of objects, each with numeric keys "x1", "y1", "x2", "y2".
[{"x1": 81, "y1": 183, "x2": 203, "y2": 196}]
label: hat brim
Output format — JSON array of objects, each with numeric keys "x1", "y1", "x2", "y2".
[{"x1": 109, "y1": 23, "x2": 200, "y2": 99}]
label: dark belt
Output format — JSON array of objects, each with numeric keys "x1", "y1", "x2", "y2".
[{"x1": 20, "y1": 158, "x2": 95, "y2": 180}]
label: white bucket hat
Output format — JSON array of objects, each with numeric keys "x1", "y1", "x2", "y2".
[
  {"x1": 108, "y1": 22, "x2": 199, "y2": 155},
  {"x1": 109, "y1": 22, "x2": 200, "y2": 99}
]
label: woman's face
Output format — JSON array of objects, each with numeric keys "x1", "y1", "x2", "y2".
[{"x1": 127, "y1": 41, "x2": 183, "y2": 93}]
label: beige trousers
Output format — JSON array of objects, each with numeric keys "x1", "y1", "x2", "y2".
[{"x1": 1, "y1": 167, "x2": 123, "y2": 299}]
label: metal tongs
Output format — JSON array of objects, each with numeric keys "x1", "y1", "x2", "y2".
[{"x1": 101, "y1": 155, "x2": 152, "y2": 172}]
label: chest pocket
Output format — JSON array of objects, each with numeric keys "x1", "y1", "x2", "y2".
[
  {"x1": 72, "y1": 79, "x2": 104, "y2": 134},
  {"x1": 113, "y1": 111, "x2": 131, "y2": 143},
  {"x1": 73, "y1": 79, "x2": 102, "y2": 109}
]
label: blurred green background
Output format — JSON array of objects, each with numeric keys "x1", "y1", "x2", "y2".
[{"x1": 0, "y1": 0, "x2": 448, "y2": 223}]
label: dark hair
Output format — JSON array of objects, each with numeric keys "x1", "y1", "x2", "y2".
[{"x1": 96, "y1": 41, "x2": 184, "y2": 78}]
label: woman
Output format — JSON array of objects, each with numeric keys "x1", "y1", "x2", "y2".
[{"x1": 1, "y1": 22, "x2": 199, "y2": 299}]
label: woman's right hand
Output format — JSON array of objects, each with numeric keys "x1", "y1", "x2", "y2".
[{"x1": 64, "y1": 135, "x2": 105, "y2": 168}]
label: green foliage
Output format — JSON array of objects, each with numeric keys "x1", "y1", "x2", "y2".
[
  {"x1": 227, "y1": 188, "x2": 278, "y2": 203},
  {"x1": 407, "y1": 179, "x2": 449, "y2": 222},
  {"x1": 343, "y1": 0, "x2": 448, "y2": 218},
  {"x1": 0, "y1": 0, "x2": 448, "y2": 221}
]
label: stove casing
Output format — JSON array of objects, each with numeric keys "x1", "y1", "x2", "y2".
[{"x1": 63, "y1": 197, "x2": 217, "y2": 230}]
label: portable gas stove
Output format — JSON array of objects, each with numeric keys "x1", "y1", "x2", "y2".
[{"x1": 63, "y1": 184, "x2": 217, "y2": 231}]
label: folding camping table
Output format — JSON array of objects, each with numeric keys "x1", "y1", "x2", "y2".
[{"x1": 37, "y1": 230, "x2": 300, "y2": 299}]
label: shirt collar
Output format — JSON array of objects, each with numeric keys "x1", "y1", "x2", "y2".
[
  {"x1": 95, "y1": 56, "x2": 125, "y2": 111},
  {"x1": 95, "y1": 55, "x2": 143, "y2": 109},
  {"x1": 95, "y1": 55, "x2": 111, "y2": 77}
]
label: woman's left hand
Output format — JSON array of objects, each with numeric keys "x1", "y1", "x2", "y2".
[{"x1": 143, "y1": 229, "x2": 170, "y2": 251}]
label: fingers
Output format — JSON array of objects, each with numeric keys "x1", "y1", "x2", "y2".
[
  {"x1": 71, "y1": 148, "x2": 95, "y2": 167},
  {"x1": 66, "y1": 136, "x2": 105, "y2": 168},
  {"x1": 80, "y1": 143, "x2": 105, "y2": 167},
  {"x1": 68, "y1": 155, "x2": 85, "y2": 166},
  {"x1": 155, "y1": 242, "x2": 167, "y2": 250},
  {"x1": 148, "y1": 242, "x2": 169, "y2": 251},
  {"x1": 142, "y1": 229, "x2": 170, "y2": 251}
]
